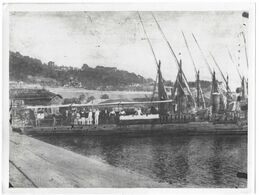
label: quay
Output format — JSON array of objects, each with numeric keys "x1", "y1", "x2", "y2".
[{"x1": 9, "y1": 132, "x2": 170, "y2": 188}]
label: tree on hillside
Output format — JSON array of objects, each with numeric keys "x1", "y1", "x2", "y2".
[
  {"x1": 9, "y1": 51, "x2": 160, "y2": 90},
  {"x1": 79, "y1": 94, "x2": 86, "y2": 102},
  {"x1": 87, "y1": 96, "x2": 95, "y2": 103},
  {"x1": 100, "y1": 94, "x2": 109, "y2": 99}
]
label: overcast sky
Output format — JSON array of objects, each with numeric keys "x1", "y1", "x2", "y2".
[{"x1": 9, "y1": 11, "x2": 249, "y2": 89}]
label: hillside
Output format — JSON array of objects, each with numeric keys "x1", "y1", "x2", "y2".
[
  {"x1": 9, "y1": 51, "x2": 153, "y2": 90},
  {"x1": 9, "y1": 51, "x2": 213, "y2": 94}
]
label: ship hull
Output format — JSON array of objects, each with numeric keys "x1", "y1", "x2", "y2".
[{"x1": 14, "y1": 122, "x2": 247, "y2": 136}]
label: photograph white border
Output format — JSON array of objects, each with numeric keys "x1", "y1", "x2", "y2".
[{"x1": 1, "y1": 1, "x2": 256, "y2": 194}]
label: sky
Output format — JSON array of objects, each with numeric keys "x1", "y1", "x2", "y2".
[{"x1": 9, "y1": 11, "x2": 249, "y2": 89}]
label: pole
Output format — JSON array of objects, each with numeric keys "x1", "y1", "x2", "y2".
[{"x1": 182, "y1": 31, "x2": 206, "y2": 108}]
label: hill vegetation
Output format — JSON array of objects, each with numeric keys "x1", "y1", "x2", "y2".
[
  {"x1": 9, "y1": 51, "x2": 212, "y2": 91},
  {"x1": 9, "y1": 51, "x2": 153, "y2": 90}
]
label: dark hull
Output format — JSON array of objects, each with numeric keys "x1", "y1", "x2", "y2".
[{"x1": 14, "y1": 122, "x2": 247, "y2": 136}]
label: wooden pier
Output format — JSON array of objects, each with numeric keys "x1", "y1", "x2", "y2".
[{"x1": 9, "y1": 132, "x2": 170, "y2": 188}]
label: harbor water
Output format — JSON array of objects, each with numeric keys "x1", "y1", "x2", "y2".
[{"x1": 33, "y1": 134, "x2": 247, "y2": 188}]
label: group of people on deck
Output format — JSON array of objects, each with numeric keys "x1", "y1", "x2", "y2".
[
  {"x1": 66, "y1": 107, "x2": 149, "y2": 126},
  {"x1": 66, "y1": 108, "x2": 100, "y2": 126},
  {"x1": 31, "y1": 106, "x2": 151, "y2": 127}
]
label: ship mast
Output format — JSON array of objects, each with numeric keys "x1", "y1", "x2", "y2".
[
  {"x1": 241, "y1": 12, "x2": 249, "y2": 96},
  {"x1": 238, "y1": 32, "x2": 248, "y2": 98},
  {"x1": 192, "y1": 33, "x2": 213, "y2": 76},
  {"x1": 137, "y1": 12, "x2": 168, "y2": 112},
  {"x1": 137, "y1": 12, "x2": 159, "y2": 68},
  {"x1": 211, "y1": 71, "x2": 219, "y2": 93},
  {"x1": 209, "y1": 52, "x2": 231, "y2": 93},
  {"x1": 177, "y1": 60, "x2": 184, "y2": 114},
  {"x1": 241, "y1": 76, "x2": 247, "y2": 99},
  {"x1": 192, "y1": 33, "x2": 223, "y2": 113},
  {"x1": 181, "y1": 31, "x2": 206, "y2": 108},
  {"x1": 151, "y1": 13, "x2": 196, "y2": 110}
]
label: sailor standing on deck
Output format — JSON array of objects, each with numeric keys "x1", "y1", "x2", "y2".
[
  {"x1": 71, "y1": 110, "x2": 76, "y2": 128},
  {"x1": 88, "y1": 109, "x2": 93, "y2": 125},
  {"x1": 95, "y1": 109, "x2": 100, "y2": 125},
  {"x1": 109, "y1": 109, "x2": 116, "y2": 123},
  {"x1": 76, "y1": 111, "x2": 81, "y2": 125},
  {"x1": 137, "y1": 108, "x2": 142, "y2": 116},
  {"x1": 36, "y1": 109, "x2": 41, "y2": 126},
  {"x1": 81, "y1": 108, "x2": 86, "y2": 125},
  {"x1": 119, "y1": 110, "x2": 126, "y2": 115}
]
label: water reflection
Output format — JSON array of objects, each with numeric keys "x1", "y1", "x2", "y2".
[{"x1": 34, "y1": 134, "x2": 247, "y2": 188}]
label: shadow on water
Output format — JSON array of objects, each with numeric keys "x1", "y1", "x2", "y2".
[{"x1": 32, "y1": 133, "x2": 247, "y2": 188}]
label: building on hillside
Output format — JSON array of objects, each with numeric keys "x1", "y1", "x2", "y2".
[{"x1": 9, "y1": 88, "x2": 63, "y2": 107}]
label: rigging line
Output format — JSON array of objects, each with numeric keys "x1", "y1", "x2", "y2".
[
  {"x1": 227, "y1": 47, "x2": 234, "y2": 64},
  {"x1": 171, "y1": 72, "x2": 179, "y2": 99},
  {"x1": 137, "y1": 12, "x2": 159, "y2": 67},
  {"x1": 199, "y1": 83, "x2": 206, "y2": 108},
  {"x1": 181, "y1": 31, "x2": 198, "y2": 74},
  {"x1": 182, "y1": 31, "x2": 205, "y2": 107},
  {"x1": 151, "y1": 74, "x2": 158, "y2": 101},
  {"x1": 227, "y1": 48, "x2": 242, "y2": 80},
  {"x1": 191, "y1": 33, "x2": 213, "y2": 76},
  {"x1": 175, "y1": 78, "x2": 187, "y2": 97},
  {"x1": 209, "y1": 52, "x2": 230, "y2": 92},
  {"x1": 182, "y1": 75, "x2": 196, "y2": 106}
]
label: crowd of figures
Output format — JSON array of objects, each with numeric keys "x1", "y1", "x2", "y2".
[{"x1": 24, "y1": 106, "x2": 148, "y2": 127}]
